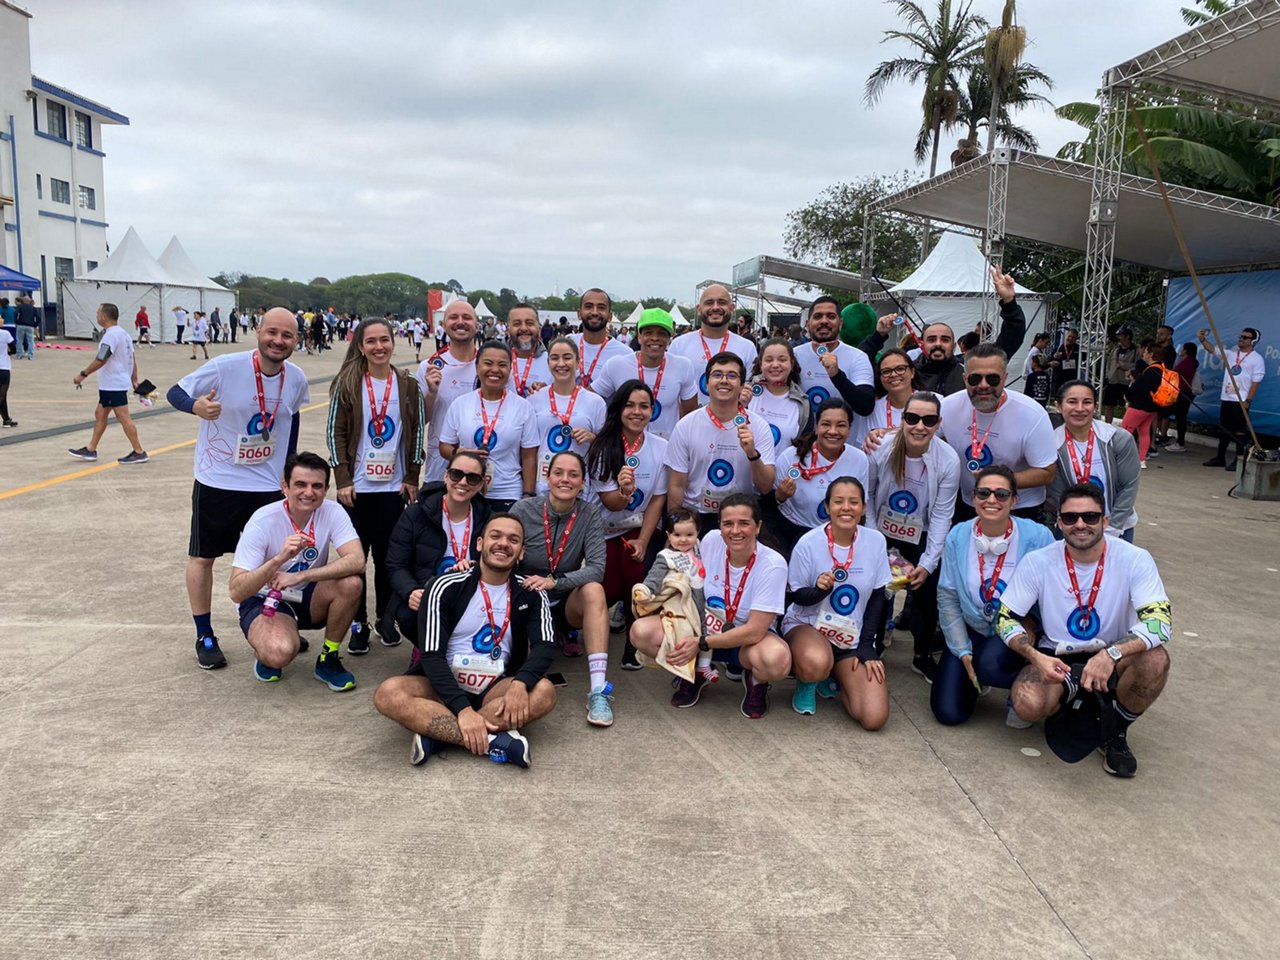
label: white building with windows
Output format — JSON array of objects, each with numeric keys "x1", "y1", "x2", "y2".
[{"x1": 0, "y1": 0, "x2": 128, "y2": 317}]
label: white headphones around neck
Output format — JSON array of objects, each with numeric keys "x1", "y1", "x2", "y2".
[{"x1": 975, "y1": 531, "x2": 1010, "y2": 556}]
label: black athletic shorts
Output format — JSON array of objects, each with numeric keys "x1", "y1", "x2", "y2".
[
  {"x1": 1101, "y1": 382, "x2": 1127, "y2": 407},
  {"x1": 238, "y1": 582, "x2": 320, "y2": 637},
  {"x1": 189, "y1": 480, "x2": 283, "y2": 559}
]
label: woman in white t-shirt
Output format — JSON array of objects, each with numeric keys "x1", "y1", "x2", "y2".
[
  {"x1": 782, "y1": 477, "x2": 892, "y2": 728},
  {"x1": 772, "y1": 398, "x2": 869, "y2": 552},
  {"x1": 744, "y1": 338, "x2": 811, "y2": 454},
  {"x1": 528, "y1": 336, "x2": 607, "y2": 495}
]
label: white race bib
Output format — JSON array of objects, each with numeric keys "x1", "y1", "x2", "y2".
[
  {"x1": 363, "y1": 448, "x2": 398, "y2": 481},
  {"x1": 817, "y1": 609, "x2": 859, "y2": 650},
  {"x1": 877, "y1": 505, "x2": 923, "y2": 545},
  {"x1": 700, "y1": 488, "x2": 726, "y2": 514},
  {"x1": 450, "y1": 654, "x2": 504, "y2": 695},
  {"x1": 704, "y1": 605, "x2": 725, "y2": 638},
  {"x1": 235, "y1": 433, "x2": 274, "y2": 465}
]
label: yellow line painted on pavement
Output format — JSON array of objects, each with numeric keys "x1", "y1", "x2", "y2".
[{"x1": 0, "y1": 401, "x2": 329, "y2": 502}]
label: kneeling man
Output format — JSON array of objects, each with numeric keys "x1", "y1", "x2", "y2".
[
  {"x1": 374, "y1": 514, "x2": 558, "y2": 769},
  {"x1": 996, "y1": 483, "x2": 1171, "y2": 778},
  {"x1": 230, "y1": 451, "x2": 365, "y2": 691}
]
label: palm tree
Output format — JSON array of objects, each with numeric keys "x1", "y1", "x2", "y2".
[
  {"x1": 957, "y1": 61, "x2": 1053, "y2": 155},
  {"x1": 982, "y1": 0, "x2": 1025, "y2": 151},
  {"x1": 1180, "y1": 0, "x2": 1242, "y2": 26},
  {"x1": 865, "y1": 0, "x2": 988, "y2": 176}
]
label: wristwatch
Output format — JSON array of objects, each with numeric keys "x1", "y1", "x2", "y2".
[
  {"x1": 1105, "y1": 646, "x2": 1123, "y2": 663},
  {"x1": 698, "y1": 637, "x2": 711, "y2": 653}
]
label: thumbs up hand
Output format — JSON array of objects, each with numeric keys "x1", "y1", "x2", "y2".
[{"x1": 195, "y1": 386, "x2": 222, "y2": 421}]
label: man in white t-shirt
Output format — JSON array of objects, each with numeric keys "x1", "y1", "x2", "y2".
[
  {"x1": 230, "y1": 452, "x2": 365, "y2": 691},
  {"x1": 589, "y1": 308, "x2": 698, "y2": 438},
  {"x1": 417, "y1": 300, "x2": 479, "y2": 484},
  {"x1": 668, "y1": 284, "x2": 759, "y2": 405},
  {"x1": 68, "y1": 303, "x2": 148, "y2": 465},
  {"x1": 997, "y1": 484, "x2": 1171, "y2": 778},
  {"x1": 572, "y1": 288, "x2": 631, "y2": 389},
  {"x1": 793, "y1": 296, "x2": 876, "y2": 418},
  {"x1": 939, "y1": 342, "x2": 1058, "y2": 522},
  {"x1": 1199, "y1": 326, "x2": 1266, "y2": 470},
  {"x1": 665, "y1": 352, "x2": 776, "y2": 535},
  {"x1": 167, "y1": 307, "x2": 312, "y2": 671}
]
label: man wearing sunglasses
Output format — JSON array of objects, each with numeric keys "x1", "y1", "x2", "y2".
[
  {"x1": 995, "y1": 484, "x2": 1172, "y2": 778},
  {"x1": 1198, "y1": 327, "x2": 1265, "y2": 470},
  {"x1": 938, "y1": 343, "x2": 1058, "y2": 522}
]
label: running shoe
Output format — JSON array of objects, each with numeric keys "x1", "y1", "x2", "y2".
[
  {"x1": 118, "y1": 450, "x2": 149, "y2": 464},
  {"x1": 911, "y1": 655, "x2": 938, "y2": 684},
  {"x1": 620, "y1": 640, "x2": 642, "y2": 671},
  {"x1": 254, "y1": 660, "x2": 282, "y2": 683},
  {"x1": 348, "y1": 622, "x2": 371, "y2": 656},
  {"x1": 196, "y1": 635, "x2": 227, "y2": 670},
  {"x1": 67, "y1": 446, "x2": 98, "y2": 461},
  {"x1": 792, "y1": 681, "x2": 817, "y2": 716},
  {"x1": 1099, "y1": 732, "x2": 1137, "y2": 778},
  {"x1": 1139, "y1": 461, "x2": 1147, "y2": 470},
  {"x1": 816, "y1": 678, "x2": 840, "y2": 699},
  {"x1": 608, "y1": 601, "x2": 625, "y2": 632},
  {"x1": 314, "y1": 650, "x2": 356, "y2": 691},
  {"x1": 297, "y1": 637, "x2": 310, "y2": 654},
  {"x1": 1146, "y1": 448, "x2": 1158, "y2": 458},
  {"x1": 1164, "y1": 442, "x2": 1186, "y2": 453},
  {"x1": 1202, "y1": 457, "x2": 1226, "y2": 467},
  {"x1": 487, "y1": 730, "x2": 530, "y2": 768},
  {"x1": 410, "y1": 733, "x2": 440, "y2": 766},
  {"x1": 2, "y1": 420, "x2": 17, "y2": 427},
  {"x1": 1005, "y1": 699, "x2": 1032, "y2": 729},
  {"x1": 377, "y1": 622, "x2": 402, "y2": 647},
  {"x1": 562, "y1": 632, "x2": 584, "y2": 657},
  {"x1": 586, "y1": 687, "x2": 615, "y2": 727},
  {"x1": 740, "y1": 671, "x2": 770, "y2": 720},
  {"x1": 670, "y1": 673, "x2": 710, "y2": 708}
]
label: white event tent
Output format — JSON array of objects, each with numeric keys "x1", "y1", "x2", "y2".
[{"x1": 61, "y1": 228, "x2": 237, "y2": 341}]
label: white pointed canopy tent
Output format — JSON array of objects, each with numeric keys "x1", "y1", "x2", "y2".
[
  {"x1": 669, "y1": 304, "x2": 693, "y2": 329},
  {"x1": 473, "y1": 298, "x2": 497, "y2": 319},
  {"x1": 870, "y1": 230, "x2": 1054, "y2": 382},
  {"x1": 61, "y1": 229, "x2": 237, "y2": 341}
]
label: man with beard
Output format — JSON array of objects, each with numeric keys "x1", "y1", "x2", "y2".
[
  {"x1": 669, "y1": 284, "x2": 760, "y2": 405},
  {"x1": 998, "y1": 484, "x2": 1171, "y2": 778},
  {"x1": 166, "y1": 308, "x2": 312, "y2": 670},
  {"x1": 416, "y1": 300, "x2": 480, "y2": 484},
  {"x1": 938, "y1": 343, "x2": 1058, "y2": 523},
  {"x1": 572, "y1": 288, "x2": 631, "y2": 390},
  {"x1": 588, "y1": 308, "x2": 699, "y2": 439},
  {"x1": 373, "y1": 513, "x2": 558, "y2": 769},
  {"x1": 860, "y1": 267, "x2": 1026, "y2": 396},
  {"x1": 506, "y1": 303, "x2": 552, "y2": 398},
  {"x1": 793, "y1": 295, "x2": 876, "y2": 418}
]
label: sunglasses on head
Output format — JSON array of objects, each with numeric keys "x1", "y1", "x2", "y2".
[
  {"x1": 974, "y1": 487, "x2": 1013, "y2": 502},
  {"x1": 902, "y1": 412, "x2": 940, "y2": 427},
  {"x1": 966, "y1": 373, "x2": 1002, "y2": 387},
  {"x1": 447, "y1": 467, "x2": 484, "y2": 486},
  {"x1": 1059, "y1": 511, "x2": 1103, "y2": 526}
]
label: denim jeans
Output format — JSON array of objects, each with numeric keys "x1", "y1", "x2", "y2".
[{"x1": 15, "y1": 325, "x2": 35, "y2": 359}]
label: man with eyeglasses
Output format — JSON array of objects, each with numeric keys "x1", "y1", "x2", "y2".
[
  {"x1": 665, "y1": 353, "x2": 776, "y2": 535},
  {"x1": 1199, "y1": 326, "x2": 1265, "y2": 470},
  {"x1": 793, "y1": 296, "x2": 876, "y2": 418},
  {"x1": 669, "y1": 284, "x2": 760, "y2": 405},
  {"x1": 995, "y1": 484, "x2": 1171, "y2": 778},
  {"x1": 937, "y1": 343, "x2": 1057, "y2": 523}
]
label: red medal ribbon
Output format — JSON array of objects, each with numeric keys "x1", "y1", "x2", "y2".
[
  {"x1": 364, "y1": 372, "x2": 394, "y2": 439},
  {"x1": 722, "y1": 546, "x2": 758, "y2": 624},
  {"x1": 885, "y1": 401, "x2": 895, "y2": 431},
  {"x1": 706, "y1": 405, "x2": 749, "y2": 431},
  {"x1": 512, "y1": 351, "x2": 536, "y2": 396},
  {"x1": 969, "y1": 394, "x2": 1007, "y2": 464},
  {"x1": 975, "y1": 519, "x2": 1012, "y2": 602},
  {"x1": 798, "y1": 446, "x2": 837, "y2": 481},
  {"x1": 622, "y1": 431, "x2": 644, "y2": 460},
  {"x1": 478, "y1": 390, "x2": 507, "y2": 448},
  {"x1": 548, "y1": 385, "x2": 580, "y2": 427},
  {"x1": 1066, "y1": 427, "x2": 1096, "y2": 484},
  {"x1": 252, "y1": 350, "x2": 284, "y2": 436},
  {"x1": 638, "y1": 357, "x2": 665, "y2": 399},
  {"x1": 580, "y1": 339, "x2": 608, "y2": 387},
  {"x1": 698, "y1": 331, "x2": 727, "y2": 361},
  {"x1": 543, "y1": 505, "x2": 580, "y2": 574},
  {"x1": 1064, "y1": 542, "x2": 1107, "y2": 628},
  {"x1": 281, "y1": 501, "x2": 316, "y2": 547},
  {"x1": 478, "y1": 581, "x2": 511, "y2": 652},
  {"x1": 443, "y1": 504, "x2": 472, "y2": 564},
  {"x1": 826, "y1": 523, "x2": 856, "y2": 576}
]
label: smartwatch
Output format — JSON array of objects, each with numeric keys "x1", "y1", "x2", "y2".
[
  {"x1": 698, "y1": 637, "x2": 711, "y2": 653},
  {"x1": 1105, "y1": 646, "x2": 1123, "y2": 663}
]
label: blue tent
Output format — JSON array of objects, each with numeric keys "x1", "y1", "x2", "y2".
[{"x1": 0, "y1": 264, "x2": 40, "y2": 292}]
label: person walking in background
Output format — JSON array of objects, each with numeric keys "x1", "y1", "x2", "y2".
[
  {"x1": 135, "y1": 305, "x2": 154, "y2": 348},
  {"x1": 173, "y1": 305, "x2": 188, "y2": 345},
  {"x1": 189, "y1": 311, "x2": 210, "y2": 360},
  {"x1": 68, "y1": 303, "x2": 148, "y2": 464},
  {"x1": 1120, "y1": 341, "x2": 1177, "y2": 469},
  {"x1": 0, "y1": 322, "x2": 16, "y2": 426},
  {"x1": 14, "y1": 296, "x2": 40, "y2": 360},
  {"x1": 1102, "y1": 329, "x2": 1137, "y2": 423},
  {"x1": 1165, "y1": 342, "x2": 1200, "y2": 453}
]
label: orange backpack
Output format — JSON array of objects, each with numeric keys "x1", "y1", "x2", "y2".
[{"x1": 1150, "y1": 364, "x2": 1180, "y2": 407}]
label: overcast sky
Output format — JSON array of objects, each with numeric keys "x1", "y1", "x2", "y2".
[{"x1": 26, "y1": 0, "x2": 1196, "y2": 300}]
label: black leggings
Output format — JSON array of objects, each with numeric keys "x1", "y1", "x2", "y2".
[
  {"x1": 931, "y1": 629, "x2": 1025, "y2": 726},
  {"x1": 880, "y1": 534, "x2": 940, "y2": 658},
  {"x1": 1217, "y1": 400, "x2": 1249, "y2": 461},
  {"x1": 0, "y1": 369, "x2": 10, "y2": 422},
  {"x1": 342, "y1": 491, "x2": 406, "y2": 628},
  {"x1": 1171, "y1": 395, "x2": 1193, "y2": 445}
]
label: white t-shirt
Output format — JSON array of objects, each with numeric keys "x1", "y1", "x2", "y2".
[
  {"x1": 938, "y1": 388, "x2": 1058, "y2": 507},
  {"x1": 0, "y1": 329, "x2": 11, "y2": 372},
  {"x1": 591, "y1": 352, "x2": 698, "y2": 440},
  {"x1": 232, "y1": 499, "x2": 360, "y2": 601},
  {"x1": 437, "y1": 507, "x2": 476, "y2": 575},
  {"x1": 700, "y1": 530, "x2": 788, "y2": 631},
  {"x1": 97, "y1": 326, "x2": 135, "y2": 391},
  {"x1": 438, "y1": 390, "x2": 539, "y2": 500},
  {"x1": 190, "y1": 317, "x2": 209, "y2": 343},
  {"x1": 794, "y1": 341, "x2": 874, "y2": 413},
  {"x1": 666, "y1": 406, "x2": 776, "y2": 513},
  {"x1": 1217, "y1": 348, "x2": 1266, "y2": 403},
  {"x1": 593, "y1": 433, "x2": 670, "y2": 537},
  {"x1": 174, "y1": 309, "x2": 189, "y2": 328},
  {"x1": 527, "y1": 385, "x2": 608, "y2": 493},
  {"x1": 1024, "y1": 346, "x2": 1043, "y2": 377},
  {"x1": 667, "y1": 329, "x2": 759, "y2": 404},
  {"x1": 938, "y1": 520, "x2": 1028, "y2": 628},
  {"x1": 851, "y1": 395, "x2": 910, "y2": 448},
  {"x1": 178, "y1": 352, "x2": 311, "y2": 492},
  {"x1": 872, "y1": 455, "x2": 931, "y2": 533},
  {"x1": 572, "y1": 334, "x2": 632, "y2": 390},
  {"x1": 444, "y1": 580, "x2": 513, "y2": 667},
  {"x1": 775, "y1": 443, "x2": 870, "y2": 528},
  {"x1": 747, "y1": 386, "x2": 803, "y2": 452},
  {"x1": 998, "y1": 539, "x2": 1170, "y2": 656},
  {"x1": 781, "y1": 525, "x2": 891, "y2": 643},
  {"x1": 508, "y1": 351, "x2": 552, "y2": 398},
  {"x1": 352, "y1": 374, "x2": 405, "y2": 493},
  {"x1": 416, "y1": 350, "x2": 476, "y2": 484}
]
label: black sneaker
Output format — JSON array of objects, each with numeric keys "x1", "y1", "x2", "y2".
[
  {"x1": 1202, "y1": 457, "x2": 1226, "y2": 467},
  {"x1": 118, "y1": 450, "x2": 149, "y2": 465},
  {"x1": 2, "y1": 420, "x2": 16, "y2": 427},
  {"x1": 67, "y1": 446, "x2": 98, "y2": 461},
  {"x1": 1100, "y1": 733, "x2": 1137, "y2": 778},
  {"x1": 348, "y1": 622, "x2": 371, "y2": 656},
  {"x1": 911, "y1": 655, "x2": 938, "y2": 684},
  {"x1": 620, "y1": 641, "x2": 642, "y2": 671},
  {"x1": 196, "y1": 635, "x2": 227, "y2": 670}
]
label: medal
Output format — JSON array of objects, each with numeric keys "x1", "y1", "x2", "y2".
[
  {"x1": 752, "y1": 383, "x2": 763, "y2": 396},
  {"x1": 825, "y1": 523, "x2": 855, "y2": 583},
  {"x1": 967, "y1": 458, "x2": 980, "y2": 472},
  {"x1": 976, "y1": 520, "x2": 1012, "y2": 614},
  {"x1": 260, "y1": 428, "x2": 271, "y2": 443},
  {"x1": 252, "y1": 350, "x2": 284, "y2": 440},
  {"x1": 478, "y1": 390, "x2": 507, "y2": 450},
  {"x1": 625, "y1": 455, "x2": 640, "y2": 469},
  {"x1": 1066, "y1": 428, "x2": 1096, "y2": 485},
  {"x1": 371, "y1": 434, "x2": 384, "y2": 449},
  {"x1": 560, "y1": 424, "x2": 572, "y2": 439},
  {"x1": 833, "y1": 568, "x2": 848, "y2": 583},
  {"x1": 817, "y1": 345, "x2": 828, "y2": 356},
  {"x1": 733, "y1": 414, "x2": 746, "y2": 426},
  {"x1": 1231, "y1": 365, "x2": 1242, "y2": 376},
  {"x1": 622, "y1": 432, "x2": 644, "y2": 474},
  {"x1": 787, "y1": 466, "x2": 801, "y2": 480},
  {"x1": 1064, "y1": 542, "x2": 1106, "y2": 631},
  {"x1": 548, "y1": 384, "x2": 580, "y2": 436},
  {"x1": 432, "y1": 357, "x2": 444, "y2": 368},
  {"x1": 543, "y1": 505, "x2": 580, "y2": 574}
]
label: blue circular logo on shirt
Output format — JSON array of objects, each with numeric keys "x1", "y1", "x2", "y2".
[
  {"x1": 650, "y1": 399, "x2": 662, "y2": 422},
  {"x1": 367, "y1": 415, "x2": 397, "y2": 444},
  {"x1": 817, "y1": 500, "x2": 830, "y2": 521},
  {"x1": 627, "y1": 489, "x2": 644, "y2": 511},
  {"x1": 473, "y1": 426, "x2": 499, "y2": 451},
  {"x1": 247, "y1": 413, "x2": 272, "y2": 437},
  {"x1": 888, "y1": 490, "x2": 919, "y2": 514},
  {"x1": 1066, "y1": 606, "x2": 1102, "y2": 641},
  {"x1": 831, "y1": 584, "x2": 860, "y2": 616},
  {"x1": 437, "y1": 555, "x2": 457, "y2": 575},
  {"x1": 981, "y1": 579, "x2": 1008, "y2": 618},
  {"x1": 472, "y1": 624, "x2": 499, "y2": 654},
  {"x1": 707, "y1": 459, "x2": 734, "y2": 488},
  {"x1": 806, "y1": 386, "x2": 830, "y2": 409},
  {"x1": 547, "y1": 425, "x2": 572, "y2": 453},
  {"x1": 769, "y1": 423, "x2": 781, "y2": 446},
  {"x1": 1088, "y1": 475, "x2": 1106, "y2": 496}
]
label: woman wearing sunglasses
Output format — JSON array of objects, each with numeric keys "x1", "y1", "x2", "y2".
[
  {"x1": 934, "y1": 465, "x2": 1053, "y2": 727},
  {"x1": 586, "y1": 380, "x2": 668, "y2": 658},
  {"x1": 771, "y1": 398, "x2": 869, "y2": 553},
  {"x1": 383, "y1": 451, "x2": 492, "y2": 649},
  {"x1": 865, "y1": 392, "x2": 961, "y2": 682},
  {"x1": 528, "y1": 336, "x2": 607, "y2": 494},
  {"x1": 509, "y1": 452, "x2": 613, "y2": 726},
  {"x1": 743, "y1": 338, "x2": 812, "y2": 454},
  {"x1": 853, "y1": 348, "x2": 925, "y2": 449}
]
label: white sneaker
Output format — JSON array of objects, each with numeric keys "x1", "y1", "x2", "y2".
[
  {"x1": 1006, "y1": 702, "x2": 1032, "y2": 729},
  {"x1": 1140, "y1": 461, "x2": 1148, "y2": 469},
  {"x1": 1164, "y1": 442, "x2": 1186, "y2": 452},
  {"x1": 608, "y1": 601, "x2": 625, "y2": 631}
]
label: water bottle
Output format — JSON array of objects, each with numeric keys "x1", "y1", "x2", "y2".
[{"x1": 262, "y1": 589, "x2": 282, "y2": 618}]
